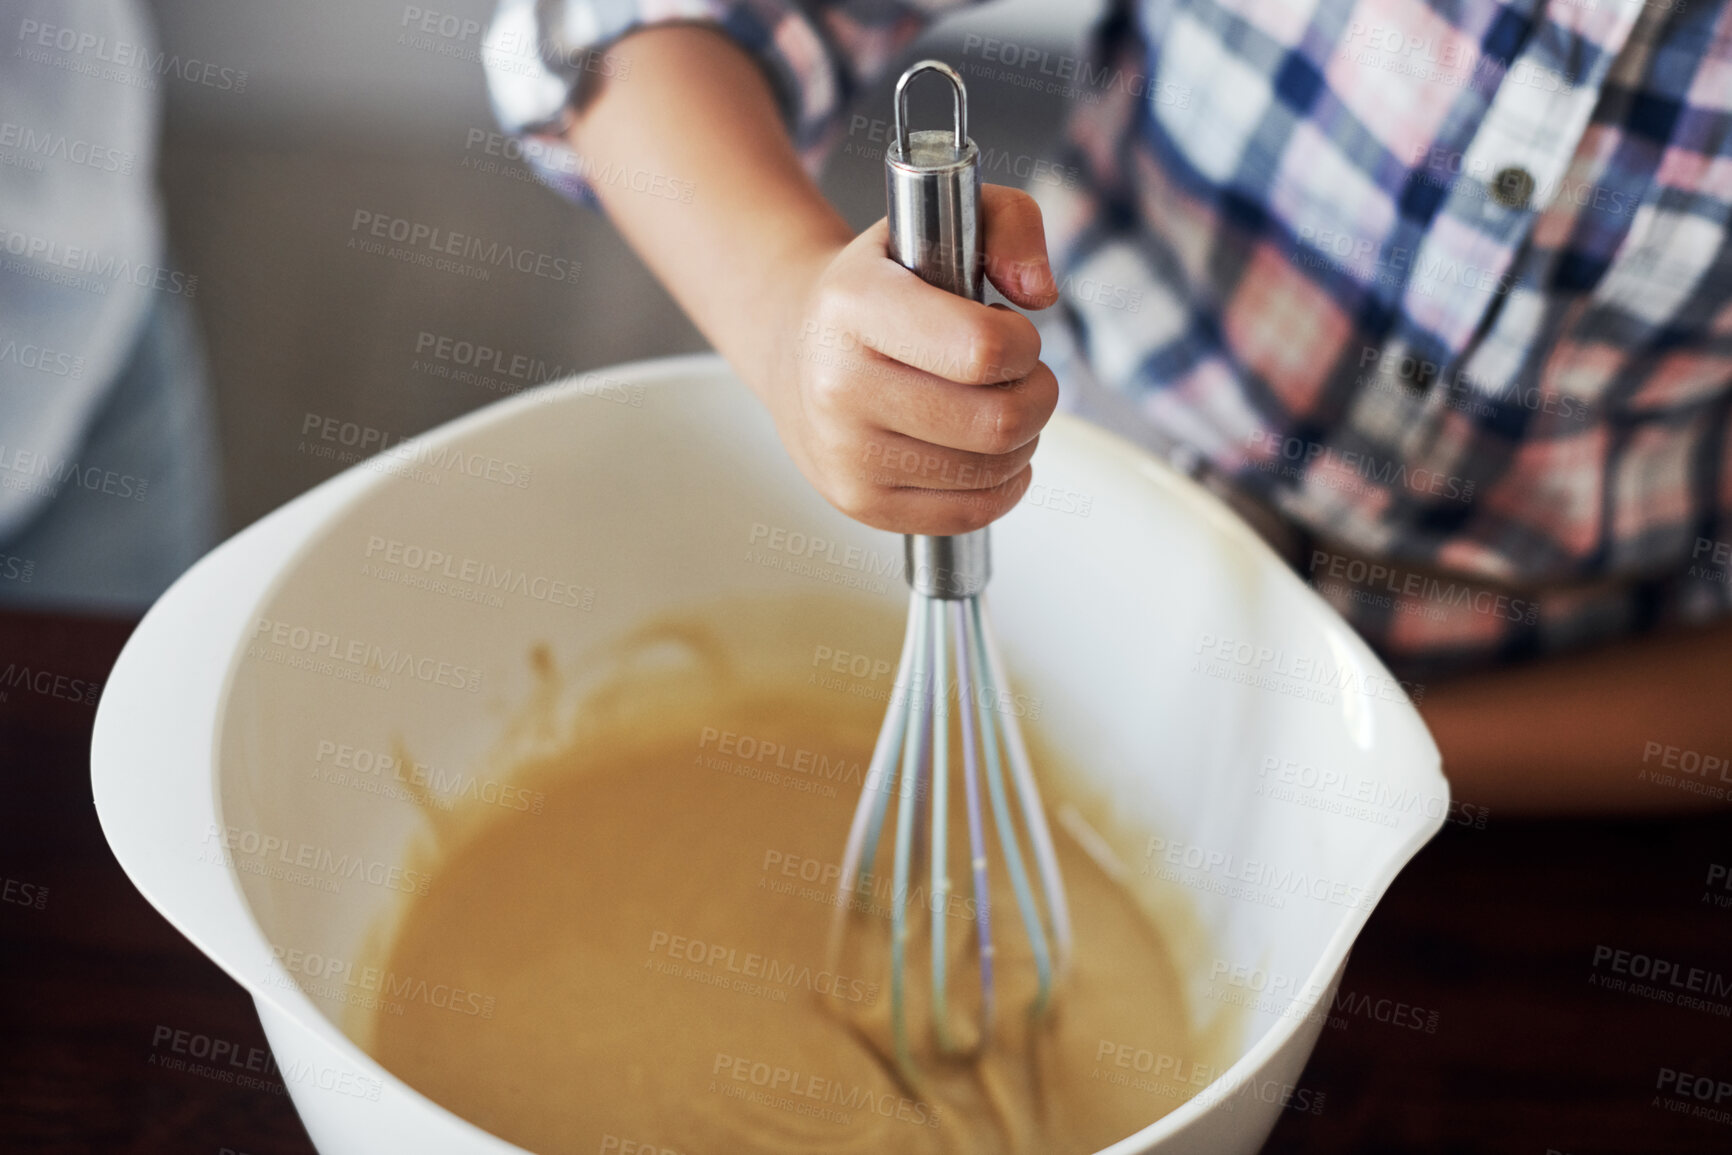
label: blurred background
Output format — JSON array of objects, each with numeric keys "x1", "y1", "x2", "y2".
[{"x1": 147, "y1": 0, "x2": 1090, "y2": 531}]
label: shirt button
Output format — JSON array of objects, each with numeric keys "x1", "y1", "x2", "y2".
[{"x1": 1490, "y1": 166, "x2": 1535, "y2": 211}]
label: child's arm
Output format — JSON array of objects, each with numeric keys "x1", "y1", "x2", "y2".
[
  {"x1": 568, "y1": 24, "x2": 1062, "y2": 536},
  {"x1": 1421, "y1": 619, "x2": 1732, "y2": 814}
]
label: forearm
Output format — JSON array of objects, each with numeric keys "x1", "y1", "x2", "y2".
[
  {"x1": 567, "y1": 24, "x2": 853, "y2": 398},
  {"x1": 1420, "y1": 619, "x2": 1732, "y2": 814}
]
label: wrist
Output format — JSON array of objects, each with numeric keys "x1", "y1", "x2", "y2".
[{"x1": 735, "y1": 230, "x2": 848, "y2": 404}]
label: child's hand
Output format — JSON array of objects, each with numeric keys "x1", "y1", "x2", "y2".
[{"x1": 763, "y1": 184, "x2": 1061, "y2": 537}]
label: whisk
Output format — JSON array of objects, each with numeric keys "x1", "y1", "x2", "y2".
[{"x1": 829, "y1": 61, "x2": 1073, "y2": 1083}]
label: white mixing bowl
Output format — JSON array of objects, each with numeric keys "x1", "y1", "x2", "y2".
[{"x1": 92, "y1": 353, "x2": 1444, "y2": 1153}]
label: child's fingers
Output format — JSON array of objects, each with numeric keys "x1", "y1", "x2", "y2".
[
  {"x1": 820, "y1": 221, "x2": 1043, "y2": 386},
  {"x1": 852, "y1": 427, "x2": 1041, "y2": 494},
  {"x1": 826, "y1": 463, "x2": 1036, "y2": 538},
  {"x1": 808, "y1": 350, "x2": 1059, "y2": 458},
  {"x1": 979, "y1": 185, "x2": 1058, "y2": 309}
]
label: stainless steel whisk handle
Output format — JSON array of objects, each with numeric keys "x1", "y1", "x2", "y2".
[
  {"x1": 886, "y1": 61, "x2": 991, "y2": 601},
  {"x1": 886, "y1": 61, "x2": 982, "y2": 304}
]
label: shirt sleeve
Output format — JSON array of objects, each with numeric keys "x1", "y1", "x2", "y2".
[{"x1": 481, "y1": 0, "x2": 942, "y2": 205}]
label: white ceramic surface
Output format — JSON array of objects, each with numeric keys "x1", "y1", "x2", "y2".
[{"x1": 92, "y1": 353, "x2": 1445, "y2": 1154}]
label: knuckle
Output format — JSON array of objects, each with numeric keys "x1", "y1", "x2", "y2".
[
  {"x1": 817, "y1": 273, "x2": 853, "y2": 319},
  {"x1": 827, "y1": 475, "x2": 880, "y2": 523},
  {"x1": 965, "y1": 325, "x2": 1011, "y2": 384},
  {"x1": 805, "y1": 364, "x2": 850, "y2": 412},
  {"x1": 976, "y1": 401, "x2": 1023, "y2": 457},
  {"x1": 976, "y1": 382, "x2": 1045, "y2": 455},
  {"x1": 829, "y1": 273, "x2": 873, "y2": 330},
  {"x1": 810, "y1": 281, "x2": 861, "y2": 347}
]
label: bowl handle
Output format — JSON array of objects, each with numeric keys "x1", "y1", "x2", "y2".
[{"x1": 91, "y1": 462, "x2": 372, "y2": 998}]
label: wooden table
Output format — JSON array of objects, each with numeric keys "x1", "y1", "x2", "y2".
[{"x1": 4, "y1": 607, "x2": 1729, "y2": 1153}]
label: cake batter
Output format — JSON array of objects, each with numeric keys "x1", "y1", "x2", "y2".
[{"x1": 362, "y1": 612, "x2": 1214, "y2": 1154}]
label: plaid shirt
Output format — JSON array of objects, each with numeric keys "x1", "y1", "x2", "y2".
[{"x1": 486, "y1": 0, "x2": 1732, "y2": 680}]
